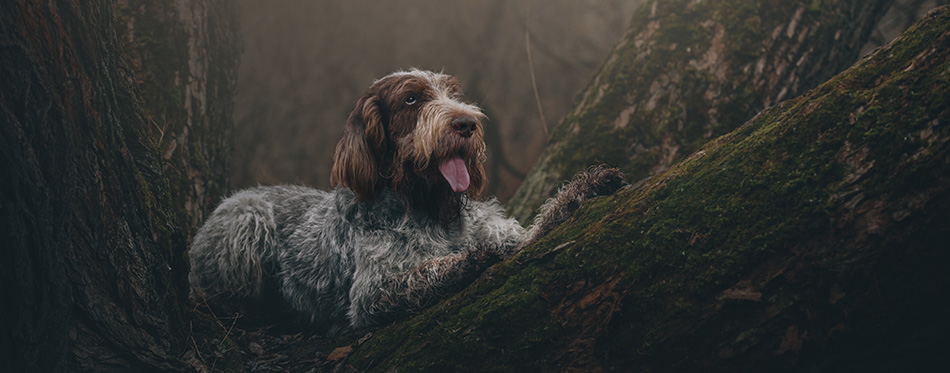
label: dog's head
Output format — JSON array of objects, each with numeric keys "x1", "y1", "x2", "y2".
[{"x1": 331, "y1": 69, "x2": 487, "y2": 221}]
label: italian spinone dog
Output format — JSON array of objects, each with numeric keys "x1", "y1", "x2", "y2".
[{"x1": 188, "y1": 69, "x2": 624, "y2": 334}]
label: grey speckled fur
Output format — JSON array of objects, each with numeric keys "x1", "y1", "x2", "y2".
[{"x1": 189, "y1": 186, "x2": 526, "y2": 333}]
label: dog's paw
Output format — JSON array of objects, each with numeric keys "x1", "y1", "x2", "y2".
[
  {"x1": 574, "y1": 164, "x2": 626, "y2": 200},
  {"x1": 587, "y1": 165, "x2": 626, "y2": 198}
]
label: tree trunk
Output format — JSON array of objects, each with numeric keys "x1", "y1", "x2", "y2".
[
  {"x1": 0, "y1": 1, "x2": 239, "y2": 371},
  {"x1": 347, "y1": 6, "x2": 950, "y2": 371},
  {"x1": 119, "y1": 0, "x2": 241, "y2": 234},
  {"x1": 508, "y1": 0, "x2": 895, "y2": 223}
]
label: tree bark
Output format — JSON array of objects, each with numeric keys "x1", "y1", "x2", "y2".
[
  {"x1": 347, "y1": 6, "x2": 950, "y2": 371},
  {"x1": 119, "y1": 0, "x2": 241, "y2": 234},
  {"x1": 0, "y1": 1, "x2": 239, "y2": 371},
  {"x1": 508, "y1": 0, "x2": 895, "y2": 223}
]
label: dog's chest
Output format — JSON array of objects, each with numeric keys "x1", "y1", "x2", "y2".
[{"x1": 355, "y1": 213, "x2": 477, "y2": 266}]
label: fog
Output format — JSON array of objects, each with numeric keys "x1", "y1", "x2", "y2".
[{"x1": 233, "y1": 0, "x2": 643, "y2": 201}]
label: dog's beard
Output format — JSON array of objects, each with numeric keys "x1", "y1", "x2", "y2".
[
  {"x1": 390, "y1": 168, "x2": 464, "y2": 226},
  {"x1": 387, "y1": 129, "x2": 485, "y2": 226},
  {"x1": 388, "y1": 154, "x2": 461, "y2": 226}
]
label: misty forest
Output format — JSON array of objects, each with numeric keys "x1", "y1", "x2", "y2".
[{"x1": 3, "y1": 0, "x2": 950, "y2": 371}]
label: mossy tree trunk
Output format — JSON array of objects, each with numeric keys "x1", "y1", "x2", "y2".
[
  {"x1": 348, "y1": 6, "x2": 950, "y2": 371},
  {"x1": 0, "y1": 1, "x2": 239, "y2": 371},
  {"x1": 508, "y1": 0, "x2": 895, "y2": 223}
]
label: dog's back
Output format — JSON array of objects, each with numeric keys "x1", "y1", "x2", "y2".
[
  {"x1": 188, "y1": 187, "x2": 283, "y2": 300},
  {"x1": 188, "y1": 186, "x2": 351, "y2": 331}
]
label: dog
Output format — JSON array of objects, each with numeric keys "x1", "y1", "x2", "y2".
[{"x1": 188, "y1": 69, "x2": 624, "y2": 334}]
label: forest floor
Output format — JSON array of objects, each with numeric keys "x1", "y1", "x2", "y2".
[{"x1": 183, "y1": 302, "x2": 370, "y2": 372}]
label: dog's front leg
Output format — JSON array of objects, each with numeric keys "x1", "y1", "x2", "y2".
[
  {"x1": 349, "y1": 246, "x2": 501, "y2": 328},
  {"x1": 385, "y1": 245, "x2": 503, "y2": 308},
  {"x1": 523, "y1": 165, "x2": 626, "y2": 246}
]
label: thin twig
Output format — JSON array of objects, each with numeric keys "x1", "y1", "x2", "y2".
[
  {"x1": 150, "y1": 109, "x2": 170, "y2": 145},
  {"x1": 189, "y1": 322, "x2": 207, "y2": 369},
  {"x1": 222, "y1": 314, "x2": 240, "y2": 343},
  {"x1": 190, "y1": 335, "x2": 205, "y2": 364},
  {"x1": 525, "y1": 6, "x2": 547, "y2": 137},
  {"x1": 210, "y1": 315, "x2": 240, "y2": 373}
]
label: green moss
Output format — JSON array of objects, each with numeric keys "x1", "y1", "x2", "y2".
[
  {"x1": 510, "y1": 0, "x2": 898, "y2": 225},
  {"x1": 509, "y1": 0, "x2": 814, "y2": 223}
]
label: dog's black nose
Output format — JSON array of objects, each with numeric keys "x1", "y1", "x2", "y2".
[{"x1": 451, "y1": 116, "x2": 476, "y2": 138}]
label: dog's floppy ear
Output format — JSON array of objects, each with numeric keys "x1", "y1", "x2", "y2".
[{"x1": 331, "y1": 94, "x2": 387, "y2": 201}]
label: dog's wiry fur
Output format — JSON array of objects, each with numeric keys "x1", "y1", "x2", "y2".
[{"x1": 188, "y1": 69, "x2": 624, "y2": 334}]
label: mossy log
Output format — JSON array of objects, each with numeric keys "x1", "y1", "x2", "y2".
[
  {"x1": 508, "y1": 0, "x2": 895, "y2": 223},
  {"x1": 0, "y1": 1, "x2": 239, "y2": 371},
  {"x1": 347, "y1": 7, "x2": 950, "y2": 371}
]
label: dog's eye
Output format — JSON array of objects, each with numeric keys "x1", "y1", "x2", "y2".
[{"x1": 404, "y1": 94, "x2": 419, "y2": 106}]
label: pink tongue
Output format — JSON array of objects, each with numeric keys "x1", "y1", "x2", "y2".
[{"x1": 439, "y1": 157, "x2": 470, "y2": 192}]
